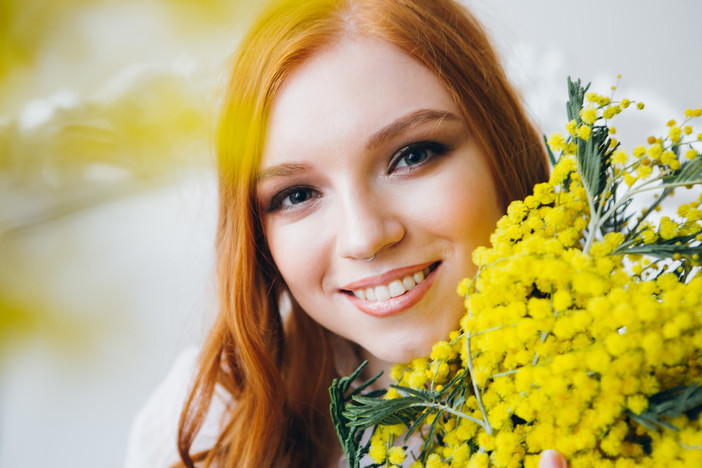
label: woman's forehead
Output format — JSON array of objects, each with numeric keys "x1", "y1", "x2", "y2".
[{"x1": 261, "y1": 36, "x2": 460, "y2": 168}]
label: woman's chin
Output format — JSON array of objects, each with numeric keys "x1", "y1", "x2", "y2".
[
  {"x1": 361, "y1": 337, "x2": 438, "y2": 366},
  {"x1": 351, "y1": 314, "x2": 463, "y2": 367}
]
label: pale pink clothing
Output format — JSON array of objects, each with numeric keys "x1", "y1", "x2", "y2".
[{"x1": 124, "y1": 341, "x2": 420, "y2": 467}]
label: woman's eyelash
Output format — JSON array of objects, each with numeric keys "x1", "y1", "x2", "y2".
[
  {"x1": 389, "y1": 141, "x2": 450, "y2": 172},
  {"x1": 266, "y1": 185, "x2": 318, "y2": 212},
  {"x1": 264, "y1": 141, "x2": 449, "y2": 212}
]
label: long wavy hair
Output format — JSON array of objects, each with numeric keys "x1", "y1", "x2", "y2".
[{"x1": 176, "y1": 0, "x2": 549, "y2": 466}]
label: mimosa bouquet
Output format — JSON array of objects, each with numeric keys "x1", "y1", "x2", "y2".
[{"x1": 329, "y1": 79, "x2": 702, "y2": 468}]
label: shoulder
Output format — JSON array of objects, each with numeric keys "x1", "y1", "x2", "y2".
[{"x1": 124, "y1": 346, "x2": 230, "y2": 468}]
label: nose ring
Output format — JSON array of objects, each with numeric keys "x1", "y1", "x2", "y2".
[{"x1": 362, "y1": 254, "x2": 377, "y2": 261}]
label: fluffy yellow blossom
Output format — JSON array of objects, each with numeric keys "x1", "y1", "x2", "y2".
[
  {"x1": 426, "y1": 453, "x2": 448, "y2": 468},
  {"x1": 576, "y1": 125, "x2": 592, "y2": 141},
  {"x1": 627, "y1": 394, "x2": 649, "y2": 414},
  {"x1": 648, "y1": 143, "x2": 663, "y2": 159},
  {"x1": 633, "y1": 145, "x2": 646, "y2": 158},
  {"x1": 390, "y1": 364, "x2": 406, "y2": 381},
  {"x1": 431, "y1": 340, "x2": 457, "y2": 361},
  {"x1": 368, "y1": 436, "x2": 387, "y2": 463},
  {"x1": 341, "y1": 83, "x2": 702, "y2": 468},
  {"x1": 636, "y1": 164, "x2": 652, "y2": 179},
  {"x1": 548, "y1": 132, "x2": 567, "y2": 152},
  {"x1": 387, "y1": 447, "x2": 406, "y2": 465},
  {"x1": 409, "y1": 369, "x2": 429, "y2": 388},
  {"x1": 612, "y1": 149, "x2": 628, "y2": 165},
  {"x1": 661, "y1": 150, "x2": 680, "y2": 169},
  {"x1": 581, "y1": 107, "x2": 598, "y2": 125},
  {"x1": 658, "y1": 217, "x2": 678, "y2": 239},
  {"x1": 603, "y1": 106, "x2": 620, "y2": 119},
  {"x1": 639, "y1": 226, "x2": 657, "y2": 244},
  {"x1": 585, "y1": 92, "x2": 611, "y2": 106},
  {"x1": 533, "y1": 183, "x2": 556, "y2": 204}
]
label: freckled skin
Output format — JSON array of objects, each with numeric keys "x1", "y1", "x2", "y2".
[{"x1": 257, "y1": 36, "x2": 503, "y2": 368}]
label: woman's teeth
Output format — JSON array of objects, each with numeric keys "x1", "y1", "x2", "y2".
[{"x1": 352, "y1": 267, "x2": 430, "y2": 302}]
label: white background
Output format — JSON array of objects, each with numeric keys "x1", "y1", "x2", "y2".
[{"x1": 1, "y1": 1, "x2": 701, "y2": 467}]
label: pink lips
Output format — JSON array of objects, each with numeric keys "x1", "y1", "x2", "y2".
[{"x1": 340, "y1": 261, "x2": 439, "y2": 317}]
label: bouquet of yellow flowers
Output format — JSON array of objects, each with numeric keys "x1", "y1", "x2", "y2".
[{"x1": 329, "y1": 78, "x2": 702, "y2": 468}]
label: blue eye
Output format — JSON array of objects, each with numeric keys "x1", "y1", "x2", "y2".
[
  {"x1": 267, "y1": 185, "x2": 319, "y2": 212},
  {"x1": 390, "y1": 141, "x2": 449, "y2": 172},
  {"x1": 397, "y1": 148, "x2": 430, "y2": 167},
  {"x1": 283, "y1": 188, "x2": 314, "y2": 206}
]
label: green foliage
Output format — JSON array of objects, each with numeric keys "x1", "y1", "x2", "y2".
[
  {"x1": 329, "y1": 361, "x2": 384, "y2": 468},
  {"x1": 628, "y1": 384, "x2": 702, "y2": 432}
]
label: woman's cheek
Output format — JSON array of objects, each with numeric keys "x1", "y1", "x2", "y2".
[
  {"x1": 409, "y1": 171, "x2": 500, "y2": 246},
  {"x1": 266, "y1": 216, "x2": 331, "y2": 299}
]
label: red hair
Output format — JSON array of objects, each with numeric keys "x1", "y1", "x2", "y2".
[{"x1": 176, "y1": 0, "x2": 548, "y2": 466}]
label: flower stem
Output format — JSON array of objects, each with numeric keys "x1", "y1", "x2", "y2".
[
  {"x1": 465, "y1": 333, "x2": 493, "y2": 435},
  {"x1": 406, "y1": 403, "x2": 488, "y2": 432}
]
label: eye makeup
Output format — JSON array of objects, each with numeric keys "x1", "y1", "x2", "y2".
[
  {"x1": 387, "y1": 140, "x2": 451, "y2": 173},
  {"x1": 265, "y1": 184, "x2": 320, "y2": 212}
]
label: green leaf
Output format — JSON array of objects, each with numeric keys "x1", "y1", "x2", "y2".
[
  {"x1": 393, "y1": 385, "x2": 440, "y2": 400},
  {"x1": 420, "y1": 409, "x2": 443, "y2": 460},
  {"x1": 577, "y1": 125, "x2": 612, "y2": 211},
  {"x1": 566, "y1": 78, "x2": 614, "y2": 216},
  {"x1": 328, "y1": 361, "x2": 384, "y2": 468},
  {"x1": 344, "y1": 395, "x2": 426, "y2": 428},
  {"x1": 404, "y1": 408, "x2": 432, "y2": 442},
  {"x1": 566, "y1": 77, "x2": 589, "y2": 124},
  {"x1": 661, "y1": 154, "x2": 702, "y2": 187},
  {"x1": 543, "y1": 135, "x2": 558, "y2": 167},
  {"x1": 628, "y1": 383, "x2": 702, "y2": 433},
  {"x1": 611, "y1": 240, "x2": 702, "y2": 260}
]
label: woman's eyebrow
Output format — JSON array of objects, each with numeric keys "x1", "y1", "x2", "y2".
[
  {"x1": 257, "y1": 162, "x2": 311, "y2": 183},
  {"x1": 366, "y1": 109, "x2": 460, "y2": 150},
  {"x1": 257, "y1": 110, "x2": 460, "y2": 183}
]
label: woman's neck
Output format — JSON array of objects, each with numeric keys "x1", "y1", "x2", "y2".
[{"x1": 359, "y1": 348, "x2": 393, "y2": 388}]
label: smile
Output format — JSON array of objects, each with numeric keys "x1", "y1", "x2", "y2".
[
  {"x1": 350, "y1": 264, "x2": 435, "y2": 301},
  {"x1": 340, "y1": 261, "x2": 441, "y2": 317}
]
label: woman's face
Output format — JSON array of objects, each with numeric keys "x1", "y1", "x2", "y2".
[{"x1": 256, "y1": 36, "x2": 502, "y2": 363}]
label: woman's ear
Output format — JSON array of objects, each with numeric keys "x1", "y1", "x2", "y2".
[{"x1": 277, "y1": 285, "x2": 292, "y2": 321}]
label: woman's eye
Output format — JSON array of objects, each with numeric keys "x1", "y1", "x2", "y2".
[
  {"x1": 268, "y1": 186, "x2": 318, "y2": 212},
  {"x1": 390, "y1": 141, "x2": 448, "y2": 172},
  {"x1": 286, "y1": 189, "x2": 312, "y2": 205},
  {"x1": 398, "y1": 148, "x2": 430, "y2": 167}
]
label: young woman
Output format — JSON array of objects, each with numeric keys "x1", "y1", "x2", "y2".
[{"x1": 127, "y1": 0, "x2": 567, "y2": 466}]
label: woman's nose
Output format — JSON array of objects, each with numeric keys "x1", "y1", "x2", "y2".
[{"x1": 334, "y1": 190, "x2": 405, "y2": 261}]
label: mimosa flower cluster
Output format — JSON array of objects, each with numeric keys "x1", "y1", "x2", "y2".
[{"x1": 330, "y1": 79, "x2": 702, "y2": 468}]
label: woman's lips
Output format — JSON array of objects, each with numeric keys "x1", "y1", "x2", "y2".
[{"x1": 341, "y1": 262, "x2": 440, "y2": 317}]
